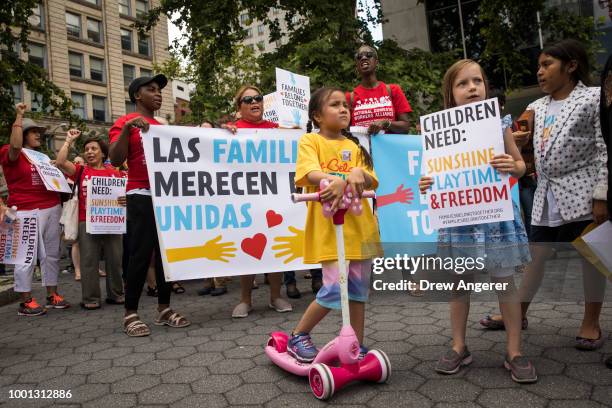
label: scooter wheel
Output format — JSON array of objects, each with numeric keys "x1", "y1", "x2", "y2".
[
  {"x1": 309, "y1": 363, "x2": 334, "y2": 400},
  {"x1": 369, "y1": 349, "x2": 391, "y2": 383}
]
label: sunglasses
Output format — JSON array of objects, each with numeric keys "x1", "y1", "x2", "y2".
[
  {"x1": 355, "y1": 51, "x2": 376, "y2": 60},
  {"x1": 240, "y1": 95, "x2": 264, "y2": 104}
]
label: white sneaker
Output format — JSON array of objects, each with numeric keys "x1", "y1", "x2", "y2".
[
  {"x1": 269, "y1": 298, "x2": 292, "y2": 313},
  {"x1": 232, "y1": 302, "x2": 253, "y2": 318}
]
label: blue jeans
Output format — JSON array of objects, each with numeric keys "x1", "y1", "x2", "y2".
[
  {"x1": 519, "y1": 175, "x2": 537, "y2": 240},
  {"x1": 284, "y1": 269, "x2": 322, "y2": 286}
]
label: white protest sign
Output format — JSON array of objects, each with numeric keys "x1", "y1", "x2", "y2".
[
  {"x1": 22, "y1": 148, "x2": 71, "y2": 193},
  {"x1": 275, "y1": 68, "x2": 309, "y2": 129},
  {"x1": 419, "y1": 98, "x2": 513, "y2": 229},
  {"x1": 142, "y1": 126, "x2": 309, "y2": 281},
  {"x1": 86, "y1": 176, "x2": 127, "y2": 234},
  {"x1": 263, "y1": 92, "x2": 280, "y2": 123},
  {"x1": 0, "y1": 211, "x2": 38, "y2": 266}
]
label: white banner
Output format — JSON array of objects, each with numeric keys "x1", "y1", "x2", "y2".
[
  {"x1": 263, "y1": 92, "x2": 280, "y2": 123},
  {"x1": 86, "y1": 176, "x2": 127, "y2": 234},
  {"x1": 0, "y1": 211, "x2": 38, "y2": 266},
  {"x1": 275, "y1": 68, "x2": 310, "y2": 129},
  {"x1": 142, "y1": 126, "x2": 309, "y2": 281},
  {"x1": 22, "y1": 148, "x2": 71, "y2": 193},
  {"x1": 419, "y1": 98, "x2": 513, "y2": 229}
]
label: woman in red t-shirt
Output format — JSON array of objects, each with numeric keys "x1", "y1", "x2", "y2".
[
  {"x1": 0, "y1": 103, "x2": 68, "y2": 316},
  {"x1": 56, "y1": 129, "x2": 125, "y2": 310},
  {"x1": 347, "y1": 45, "x2": 412, "y2": 135},
  {"x1": 221, "y1": 85, "x2": 293, "y2": 318}
]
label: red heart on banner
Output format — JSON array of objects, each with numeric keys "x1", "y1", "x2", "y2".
[
  {"x1": 241, "y1": 233, "x2": 267, "y2": 260},
  {"x1": 266, "y1": 210, "x2": 283, "y2": 228}
]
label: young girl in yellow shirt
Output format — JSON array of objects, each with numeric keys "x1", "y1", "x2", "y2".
[{"x1": 288, "y1": 87, "x2": 382, "y2": 363}]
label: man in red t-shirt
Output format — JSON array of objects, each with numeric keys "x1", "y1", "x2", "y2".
[
  {"x1": 0, "y1": 104, "x2": 69, "y2": 316},
  {"x1": 347, "y1": 45, "x2": 412, "y2": 135},
  {"x1": 109, "y1": 74, "x2": 190, "y2": 336}
]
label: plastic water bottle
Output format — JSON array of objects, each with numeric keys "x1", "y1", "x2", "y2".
[{"x1": 3, "y1": 206, "x2": 17, "y2": 225}]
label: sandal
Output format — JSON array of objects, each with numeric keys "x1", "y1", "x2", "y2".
[
  {"x1": 154, "y1": 308, "x2": 190, "y2": 328},
  {"x1": 124, "y1": 314, "x2": 151, "y2": 337},
  {"x1": 80, "y1": 302, "x2": 100, "y2": 310},
  {"x1": 171, "y1": 282, "x2": 185, "y2": 294}
]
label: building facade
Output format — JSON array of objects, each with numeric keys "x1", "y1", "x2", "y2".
[
  {"x1": 239, "y1": 8, "x2": 293, "y2": 56},
  {"x1": 15, "y1": 0, "x2": 173, "y2": 150}
]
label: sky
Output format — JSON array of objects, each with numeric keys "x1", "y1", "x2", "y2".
[{"x1": 167, "y1": 0, "x2": 383, "y2": 50}]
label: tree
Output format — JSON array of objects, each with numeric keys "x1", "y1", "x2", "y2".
[
  {"x1": 1, "y1": 0, "x2": 85, "y2": 144},
  {"x1": 141, "y1": 0, "x2": 458, "y2": 127}
]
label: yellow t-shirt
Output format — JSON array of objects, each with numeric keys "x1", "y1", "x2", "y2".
[{"x1": 295, "y1": 133, "x2": 382, "y2": 263}]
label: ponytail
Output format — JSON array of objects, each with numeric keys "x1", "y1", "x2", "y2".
[
  {"x1": 306, "y1": 120, "x2": 313, "y2": 133},
  {"x1": 342, "y1": 129, "x2": 373, "y2": 170}
]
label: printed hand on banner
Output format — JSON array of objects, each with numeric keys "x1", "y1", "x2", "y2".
[
  {"x1": 291, "y1": 109, "x2": 302, "y2": 126},
  {"x1": 376, "y1": 184, "x2": 414, "y2": 207},
  {"x1": 272, "y1": 226, "x2": 304, "y2": 264},
  {"x1": 166, "y1": 235, "x2": 236, "y2": 263}
]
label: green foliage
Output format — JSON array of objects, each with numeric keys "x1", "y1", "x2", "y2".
[{"x1": 0, "y1": 0, "x2": 85, "y2": 145}]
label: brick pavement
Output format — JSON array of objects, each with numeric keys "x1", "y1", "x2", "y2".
[{"x1": 0, "y1": 271, "x2": 611, "y2": 408}]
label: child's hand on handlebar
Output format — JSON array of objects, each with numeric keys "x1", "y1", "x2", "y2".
[
  {"x1": 347, "y1": 168, "x2": 366, "y2": 198},
  {"x1": 320, "y1": 176, "x2": 347, "y2": 212},
  {"x1": 418, "y1": 176, "x2": 434, "y2": 194}
]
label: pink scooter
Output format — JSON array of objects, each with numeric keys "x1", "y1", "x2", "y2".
[{"x1": 265, "y1": 180, "x2": 391, "y2": 400}]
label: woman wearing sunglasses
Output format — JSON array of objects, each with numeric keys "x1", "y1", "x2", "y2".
[
  {"x1": 222, "y1": 85, "x2": 279, "y2": 133},
  {"x1": 223, "y1": 85, "x2": 294, "y2": 318},
  {"x1": 347, "y1": 45, "x2": 412, "y2": 135}
]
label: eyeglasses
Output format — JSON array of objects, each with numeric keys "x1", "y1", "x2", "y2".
[
  {"x1": 355, "y1": 51, "x2": 376, "y2": 60},
  {"x1": 240, "y1": 95, "x2": 264, "y2": 104}
]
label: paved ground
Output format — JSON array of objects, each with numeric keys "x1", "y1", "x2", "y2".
[{"x1": 0, "y1": 267, "x2": 611, "y2": 408}]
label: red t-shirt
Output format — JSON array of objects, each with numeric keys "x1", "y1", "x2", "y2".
[
  {"x1": 108, "y1": 113, "x2": 160, "y2": 192},
  {"x1": 234, "y1": 119, "x2": 279, "y2": 129},
  {"x1": 72, "y1": 163, "x2": 124, "y2": 222},
  {"x1": 0, "y1": 145, "x2": 60, "y2": 211},
  {"x1": 346, "y1": 82, "x2": 412, "y2": 128}
]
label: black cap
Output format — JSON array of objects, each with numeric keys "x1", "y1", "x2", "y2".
[{"x1": 128, "y1": 74, "x2": 168, "y2": 103}]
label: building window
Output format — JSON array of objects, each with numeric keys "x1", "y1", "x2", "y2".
[
  {"x1": 119, "y1": 0, "x2": 130, "y2": 16},
  {"x1": 257, "y1": 24, "x2": 265, "y2": 36},
  {"x1": 66, "y1": 12, "x2": 81, "y2": 38},
  {"x1": 245, "y1": 28, "x2": 253, "y2": 38},
  {"x1": 123, "y1": 64, "x2": 135, "y2": 87},
  {"x1": 28, "y1": 43, "x2": 46, "y2": 68},
  {"x1": 136, "y1": 0, "x2": 148, "y2": 18},
  {"x1": 92, "y1": 96, "x2": 106, "y2": 121},
  {"x1": 138, "y1": 33, "x2": 150, "y2": 56},
  {"x1": 291, "y1": 15, "x2": 300, "y2": 25},
  {"x1": 69, "y1": 52, "x2": 83, "y2": 77},
  {"x1": 177, "y1": 85, "x2": 184, "y2": 92},
  {"x1": 275, "y1": 39, "x2": 282, "y2": 48},
  {"x1": 120, "y1": 28, "x2": 132, "y2": 51},
  {"x1": 90, "y1": 57, "x2": 105, "y2": 82},
  {"x1": 31, "y1": 93, "x2": 45, "y2": 112},
  {"x1": 83, "y1": 0, "x2": 99, "y2": 6},
  {"x1": 71, "y1": 93, "x2": 86, "y2": 119},
  {"x1": 87, "y1": 18, "x2": 102, "y2": 43},
  {"x1": 29, "y1": 3, "x2": 44, "y2": 30},
  {"x1": 240, "y1": 13, "x2": 249, "y2": 25},
  {"x1": 257, "y1": 41, "x2": 265, "y2": 51},
  {"x1": 125, "y1": 101, "x2": 136, "y2": 113},
  {"x1": 13, "y1": 84, "x2": 23, "y2": 104},
  {"x1": 140, "y1": 68, "x2": 152, "y2": 77}
]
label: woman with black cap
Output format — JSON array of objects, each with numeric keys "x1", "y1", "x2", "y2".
[{"x1": 0, "y1": 103, "x2": 70, "y2": 316}]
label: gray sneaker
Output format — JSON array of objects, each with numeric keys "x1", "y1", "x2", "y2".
[
  {"x1": 435, "y1": 347, "x2": 472, "y2": 374},
  {"x1": 504, "y1": 355, "x2": 537, "y2": 383}
]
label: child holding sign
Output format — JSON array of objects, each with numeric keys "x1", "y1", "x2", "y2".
[
  {"x1": 287, "y1": 87, "x2": 382, "y2": 362},
  {"x1": 419, "y1": 60, "x2": 535, "y2": 383}
]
